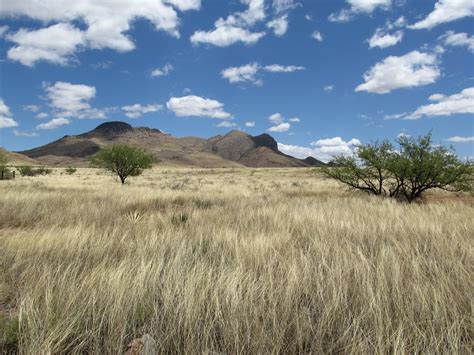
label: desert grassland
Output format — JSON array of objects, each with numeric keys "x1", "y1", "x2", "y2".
[{"x1": 0, "y1": 167, "x2": 472, "y2": 354}]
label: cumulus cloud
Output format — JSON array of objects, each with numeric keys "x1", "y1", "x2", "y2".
[
  {"x1": 446, "y1": 136, "x2": 474, "y2": 143},
  {"x1": 267, "y1": 16, "x2": 288, "y2": 36},
  {"x1": 221, "y1": 63, "x2": 261, "y2": 85},
  {"x1": 355, "y1": 51, "x2": 440, "y2": 94},
  {"x1": 0, "y1": 0, "x2": 200, "y2": 66},
  {"x1": 402, "y1": 87, "x2": 474, "y2": 120},
  {"x1": 439, "y1": 31, "x2": 474, "y2": 53},
  {"x1": 409, "y1": 0, "x2": 474, "y2": 30},
  {"x1": 369, "y1": 29, "x2": 403, "y2": 48},
  {"x1": 122, "y1": 104, "x2": 162, "y2": 118},
  {"x1": 190, "y1": 0, "x2": 266, "y2": 47},
  {"x1": 221, "y1": 63, "x2": 304, "y2": 85},
  {"x1": 263, "y1": 64, "x2": 305, "y2": 73},
  {"x1": 269, "y1": 113, "x2": 285, "y2": 124},
  {"x1": 0, "y1": 25, "x2": 8, "y2": 37},
  {"x1": 312, "y1": 31, "x2": 323, "y2": 42},
  {"x1": 166, "y1": 95, "x2": 232, "y2": 119},
  {"x1": 36, "y1": 112, "x2": 49, "y2": 119},
  {"x1": 216, "y1": 121, "x2": 237, "y2": 128},
  {"x1": 0, "y1": 99, "x2": 18, "y2": 129},
  {"x1": 329, "y1": 0, "x2": 392, "y2": 22},
  {"x1": 278, "y1": 137, "x2": 361, "y2": 162},
  {"x1": 151, "y1": 63, "x2": 173, "y2": 77},
  {"x1": 36, "y1": 117, "x2": 71, "y2": 130},
  {"x1": 267, "y1": 122, "x2": 290, "y2": 132},
  {"x1": 23, "y1": 105, "x2": 40, "y2": 112},
  {"x1": 13, "y1": 129, "x2": 39, "y2": 137},
  {"x1": 43, "y1": 81, "x2": 109, "y2": 119},
  {"x1": 245, "y1": 121, "x2": 255, "y2": 127},
  {"x1": 324, "y1": 85, "x2": 334, "y2": 92},
  {"x1": 289, "y1": 117, "x2": 300, "y2": 123},
  {"x1": 6, "y1": 23, "x2": 85, "y2": 67}
]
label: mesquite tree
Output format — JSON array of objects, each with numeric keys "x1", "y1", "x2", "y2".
[
  {"x1": 322, "y1": 133, "x2": 472, "y2": 203},
  {"x1": 89, "y1": 144, "x2": 153, "y2": 184}
]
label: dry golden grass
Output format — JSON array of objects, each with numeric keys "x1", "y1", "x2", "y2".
[{"x1": 0, "y1": 167, "x2": 473, "y2": 353}]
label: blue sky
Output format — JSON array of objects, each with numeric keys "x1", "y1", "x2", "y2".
[{"x1": 0, "y1": 0, "x2": 473, "y2": 161}]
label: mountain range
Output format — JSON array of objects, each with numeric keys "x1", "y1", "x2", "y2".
[{"x1": 15, "y1": 121, "x2": 325, "y2": 168}]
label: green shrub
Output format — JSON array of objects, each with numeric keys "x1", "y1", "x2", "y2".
[
  {"x1": 65, "y1": 166, "x2": 77, "y2": 175},
  {"x1": 0, "y1": 315, "x2": 19, "y2": 351},
  {"x1": 18, "y1": 166, "x2": 34, "y2": 177}
]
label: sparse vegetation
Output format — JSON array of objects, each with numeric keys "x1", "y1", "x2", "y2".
[
  {"x1": 0, "y1": 149, "x2": 9, "y2": 180},
  {"x1": 323, "y1": 133, "x2": 473, "y2": 202},
  {"x1": 65, "y1": 166, "x2": 77, "y2": 175},
  {"x1": 0, "y1": 168, "x2": 472, "y2": 353},
  {"x1": 18, "y1": 165, "x2": 52, "y2": 177},
  {"x1": 89, "y1": 144, "x2": 153, "y2": 184}
]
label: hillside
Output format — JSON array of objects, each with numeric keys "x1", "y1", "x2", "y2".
[{"x1": 18, "y1": 122, "x2": 325, "y2": 168}]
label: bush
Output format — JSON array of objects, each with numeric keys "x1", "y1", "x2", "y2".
[
  {"x1": 323, "y1": 133, "x2": 473, "y2": 203},
  {"x1": 18, "y1": 166, "x2": 53, "y2": 177},
  {"x1": 65, "y1": 166, "x2": 77, "y2": 175},
  {"x1": 18, "y1": 166, "x2": 34, "y2": 177}
]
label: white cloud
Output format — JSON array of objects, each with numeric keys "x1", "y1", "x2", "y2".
[
  {"x1": 24, "y1": 105, "x2": 40, "y2": 112},
  {"x1": 324, "y1": 85, "x2": 334, "y2": 92},
  {"x1": 428, "y1": 93, "x2": 445, "y2": 101},
  {"x1": 6, "y1": 23, "x2": 85, "y2": 67},
  {"x1": 312, "y1": 31, "x2": 323, "y2": 42},
  {"x1": 278, "y1": 136, "x2": 361, "y2": 162},
  {"x1": 166, "y1": 95, "x2": 232, "y2": 119},
  {"x1": 0, "y1": 99, "x2": 18, "y2": 129},
  {"x1": 329, "y1": 0, "x2": 391, "y2": 22},
  {"x1": 0, "y1": 117, "x2": 19, "y2": 129},
  {"x1": 1, "y1": 1, "x2": 200, "y2": 66},
  {"x1": 289, "y1": 117, "x2": 300, "y2": 123},
  {"x1": 151, "y1": 63, "x2": 174, "y2": 77},
  {"x1": 45, "y1": 82, "x2": 96, "y2": 114},
  {"x1": 245, "y1": 121, "x2": 255, "y2": 127},
  {"x1": 164, "y1": 0, "x2": 201, "y2": 11},
  {"x1": 267, "y1": 16, "x2": 288, "y2": 36},
  {"x1": 368, "y1": 29, "x2": 403, "y2": 48},
  {"x1": 216, "y1": 121, "x2": 237, "y2": 128},
  {"x1": 42, "y1": 81, "x2": 110, "y2": 119},
  {"x1": 36, "y1": 112, "x2": 49, "y2": 119},
  {"x1": 347, "y1": 0, "x2": 392, "y2": 12},
  {"x1": 272, "y1": 0, "x2": 298, "y2": 14},
  {"x1": 0, "y1": 25, "x2": 8, "y2": 37},
  {"x1": 263, "y1": 64, "x2": 305, "y2": 72},
  {"x1": 13, "y1": 129, "x2": 39, "y2": 137},
  {"x1": 268, "y1": 113, "x2": 285, "y2": 124},
  {"x1": 36, "y1": 117, "x2": 70, "y2": 130},
  {"x1": 221, "y1": 63, "x2": 304, "y2": 85},
  {"x1": 221, "y1": 63, "x2": 261, "y2": 84},
  {"x1": 268, "y1": 122, "x2": 290, "y2": 132},
  {"x1": 191, "y1": 25, "x2": 265, "y2": 47},
  {"x1": 190, "y1": 0, "x2": 266, "y2": 47},
  {"x1": 409, "y1": 0, "x2": 474, "y2": 30},
  {"x1": 384, "y1": 112, "x2": 407, "y2": 120},
  {"x1": 355, "y1": 51, "x2": 440, "y2": 94},
  {"x1": 439, "y1": 31, "x2": 474, "y2": 53},
  {"x1": 122, "y1": 104, "x2": 163, "y2": 118},
  {"x1": 403, "y1": 87, "x2": 474, "y2": 120},
  {"x1": 446, "y1": 136, "x2": 474, "y2": 143}
]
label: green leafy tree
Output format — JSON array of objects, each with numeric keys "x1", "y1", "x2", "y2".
[
  {"x1": 389, "y1": 133, "x2": 473, "y2": 203},
  {"x1": 89, "y1": 144, "x2": 153, "y2": 184},
  {"x1": 322, "y1": 141, "x2": 397, "y2": 197},
  {"x1": 323, "y1": 133, "x2": 473, "y2": 203},
  {"x1": 65, "y1": 166, "x2": 77, "y2": 175}
]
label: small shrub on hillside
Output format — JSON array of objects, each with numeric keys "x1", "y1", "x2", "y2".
[
  {"x1": 171, "y1": 211, "x2": 189, "y2": 226},
  {"x1": 65, "y1": 166, "x2": 77, "y2": 175},
  {"x1": 18, "y1": 166, "x2": 34, "y2": 177}
]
